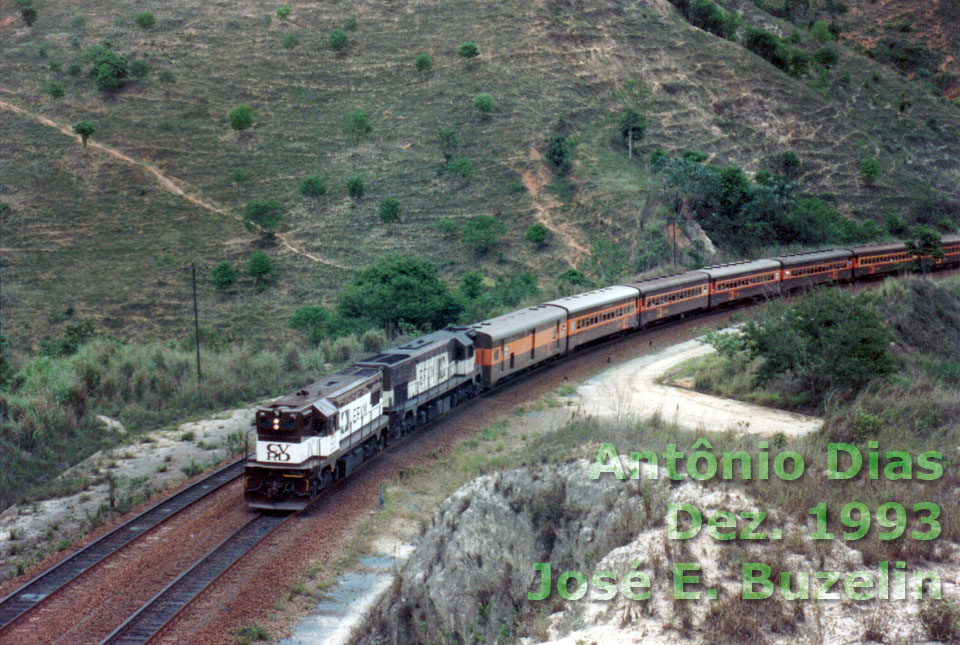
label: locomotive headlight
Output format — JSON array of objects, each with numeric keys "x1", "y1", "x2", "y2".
[{"x1": 273, "y1": 418, "x2": 280, "y2": 430}]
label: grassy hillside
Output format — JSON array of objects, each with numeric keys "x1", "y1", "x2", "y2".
[{"x1": 1, "y1": 0, "x2": 959, "y2": 356}]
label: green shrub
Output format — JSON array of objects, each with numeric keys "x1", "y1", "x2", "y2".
[
  {"x1": 48, "y1": 58, "x2": 62, "y2": 71},
  {"x1": 557, "y1": 268, "x2": 593, "y2": 287},
  {"x1": 242, "y1": 199, "x2": 284, "y2": 233},
  {"x1": 780, "y1": 150, "x2": 800, "y2": 170},
  {"x1": 885, "y1": 213, "x2": 907, "y2": 236},
  {"x1": 689, "y1": 0, "x2": 738, "y2": 39},
  {"x1": 21, "y1": 4, "x2": 37, "y2": 27},
  {"x1": 330, "y1": 28, "x2": 349, "y2": 52},
  {"x1": 276, "y1": 4, "x2": 291, "y2": 19},
  {"x1": 158, "y1": 69, "x2": 176, "y2": 85},
  {"x1": 379, "y1": 199, "x2": 401, "y2": 224},
  {"x1": 342, "y1": 108, "x2": 372, "y2": 142},
  {"x1": 814, "y1": 46, "x2": 838, "y2": 67},
  {"x1": 229, "y1": 104, "x2": 254, "y2": 132},
  {"x1": 788, "y1": 49, "x2": 810, "y2": 77},
  {"x1": 247, "y1": 251, "x2": 273, "y2": 280},
  {"x1": 525, "y1": 223, "x2": 549, "y2": 246},
  {"x1": 299, "y1": 175, "x2": 327, "y2": 198},
  {"x1": 445, "y1": 157, "x2": 475, "y2": 179},
  {"x1": 337, "y1": 255, "x2": 463, "y2": 332},
  {"x1": 461, "y1": 215, "x2": 506, "y2": 254},
  {"x1": 618, "y1": 109, "x2": 647, "y2": 155},
  {"x1": 343, "y1": 18, "x2": 358, "y2": 31},
  {"x1": 133, "y1": 11, "x2": 155, "y2": 30},
  {"x1": 345, "y1": 176, "x2": 365, "y2": 199},
  {"x1": 859, "y1": 155, "x2": 881, "y2": 184},
  {"x1": 938, "y1": 218, "x2": 957, "y2": 233},
  {"x1": 361, "y1": 329, "x2": 386, "y2": 352},
  {"x1": 211, "y1": 262, "x2": 236, "y2": 290},
  {"x1": 282, "y1": 33, "x2": 300, "y2": 49},
  {"x1": 232, "y1": 168, "x2": 248, "y2": 182},
  {"x1": 67, "y1": 62, "x2": 82, "y2": 76},
  {"x1": 744, "y1": 27, "x2": 790, "y2": 71},
  {"x1": 438, "y1": 128, "x2": 458, "y2": 160},
  {"x1": 473, "y1": 92, "x2": 494, "y2": 114},
  {"x1": 415, "y1": 53, "x2": 433, "y2": 72},
  {"x1": 69, "y1": 15, "x2": 85, "y2": 30},
  {"x1": 810, "y1": 20, "x2": 832, "y2": 43},
  {"x1": 44, "y1": 80, "x2": 65, "y2": 98},
  {"x1": 83, "y1": 45, "x2": 128, "y2": 91},
  {"x1": 436, "y1": 218, "x2": 460, "y2": 236},
  {"x1": 681, "y1": 149, "x2": 707, "y2": 162},
  {"x1": 129, "y1": 59, "x2": 149, "y2": 80},
  {"x1": 546, "y1": 136, "x2": 572, "y2": 174},
  {"x1": 458, "y1": 42, "x2": 479, "y2": 58},
  {"x1": 290, "y1": 306, "x2": 336, "y2": 343}
]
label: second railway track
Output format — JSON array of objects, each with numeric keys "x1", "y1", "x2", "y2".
[{"x1": 0, "y1": 456, "x2": 248, "y2": 635}]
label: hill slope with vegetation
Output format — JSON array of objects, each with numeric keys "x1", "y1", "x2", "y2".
[{"x1": 1, "y1": 0, "x2": 959, "y2": 355}]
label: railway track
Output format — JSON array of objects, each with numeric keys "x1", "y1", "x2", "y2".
[
  {"x1": 0, "y1": 456, "x2": 247, "y2": 633},
  {"x1": 102, "y1": 512, "x2": 291, "y2": 644}
]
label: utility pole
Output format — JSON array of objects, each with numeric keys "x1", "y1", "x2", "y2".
[{"x1": 191, "y1": 264, "x2": 202, "y2": 384}]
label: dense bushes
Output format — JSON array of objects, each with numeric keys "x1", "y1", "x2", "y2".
[
  {"x1": 0, "y1": 338, "x2": 330, "y2": 509},
  {"x1": 689, "y1": 0, "x2": 738, "y2": 39},
  {"x1": 336, "y1": 255, "x2": 463, "y2": 333},
  {"x1": 653, "y1": 152, "x2": 881, "y2": 252},
  {"x1": 706, "y1": 288, "x2": 894, "y2": 408}
]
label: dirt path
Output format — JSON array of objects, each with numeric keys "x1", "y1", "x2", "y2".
[
  {"x1": 574, "y1": 335, "x2": 822, "y2": 436},
  {"x1": 0, "y1": 98, "x2": 351, "y2": 270},
  {"x1": 520, "y1": 147, "x2": 589, "y2": 265}
]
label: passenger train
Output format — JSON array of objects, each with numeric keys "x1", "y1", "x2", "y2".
[{"x1": 244, "y1": 236, "x2": 960, "y2": 509}]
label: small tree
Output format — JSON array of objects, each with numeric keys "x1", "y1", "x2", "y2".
[
  {"x1": 90, "y1": 49, "x2": 128, "y2": 91},
  {"x1": 860, "y1": 155, "x2": 881, "y2": 184},
  {"x1": 44, "y1": 80, "x2": 65, "y2": 99},
  {"x1": 415, "y1": 53, "x2": 432, "y2": 72},
  {"x1": 905, "y1": 224, "x2": 943, "y2": 274},
  {"x1": 211, "y1": 261, "x2": 237, "y2": 290},
  {"x1": 243, "y1": 199, "x2": 284, "y2": 234},
  {"x1": 458, "y1": 42, "x2": 479, "y2": 59},
  {"x1": 379, "y1": 199, "x2": 401, "y2": 224},
  {"x1": 445, "y1": 157, "x2": 474, "y2": 179},
  {"x1": 810, "y1": 20, "x2": 832, "y2": 43},
  {"x1": 133, "y1": 11, "x2": 156, "y2": 30},
  {"x1": 229, "y1": 104, "x2": 254, "y2": 132},
  {"x1": 461, "y1": 215, "x2": 506, "y2": 254},
  {"x1": 342, "y1": 108, "x2": 372, "y2": 142},
  {"x1": 330, "y1": 28, "x2": 349, "y2": 52},
  {"x1": 277, "y1": 4, "x2": 292, "y2": 19},
  {"x1": 546, "y1": 135, "x2": 572, "y2": 174},
  {"x1": 282, "y1": 33, "x2": 300, "y2": 50},
  {"x1": 130, "y1": 59, "x2": 149, "y2": 80},
  {"x1": 618, "y1": 109, "x2": 647, "y2": 159},
  {"x1": 525, "y1": 223, "x2": 549, "y2": 246},
  {"x1": 19, "y1": 0, "x2": 37, "y2": 27},
  {"x1": 73, "y1": 120, "x2": 95, "y2": 147},
  {"x1": 473, "y1": 92, "x2": 494, "y2": 115},
  {"x1": 247, "y1": 251, "x2": 273, "y2": 282},
  {"x1": 347, "y1": 176, "x2": 365, "y2": 199},
  {"x1": 438, "y1": 128, "x2": 458, "y2": 161},
  {"x1": 158, "y1": 69, "x2": 176, "y2": 84},
  {"x1": 299, "y1": 175, "x2": 327, "y2": 198},
  {"x1": 781, "y1": 150, "x2": 800, "y2": 175},
  {"x1": 344, "y1": 18, "x2": 358, "y2": 31}
]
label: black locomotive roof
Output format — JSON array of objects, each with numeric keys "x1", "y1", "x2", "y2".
[
  {"x1": 356, "y1": 329, "x2": 471, "y2": 367},
  {"x1": 267, "y1": 365, "x2": 380, "y2": 410}
]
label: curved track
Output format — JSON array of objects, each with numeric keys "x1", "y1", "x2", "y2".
[{"x1": 0, "y1": 457, "x2": 246, "y2": 633}]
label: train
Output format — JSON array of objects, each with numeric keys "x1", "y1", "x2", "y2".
[{"x1": 243, "y1": 235, "x2": 960, "y2": 510}]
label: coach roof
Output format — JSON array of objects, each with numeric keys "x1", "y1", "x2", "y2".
[
  {"x1": 543, "y1": 285, "x2": 640, "y2": 315},
  {"x1": 468, "y1": 305, "x2": 565, "y2": 341},
  {"x1": 701, "y1": 259, "x2": 781, "y2": 280},
  {"x1": 773, "y1": 248, "x2": 853, "y2": 266},
  {"x1": 623, "y1": 271, "x2": 708, "y2": 294}
]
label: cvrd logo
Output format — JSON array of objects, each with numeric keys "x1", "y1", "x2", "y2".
[{"x1": 266, "y1": 443, "x2": 290, "y2": 461}]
